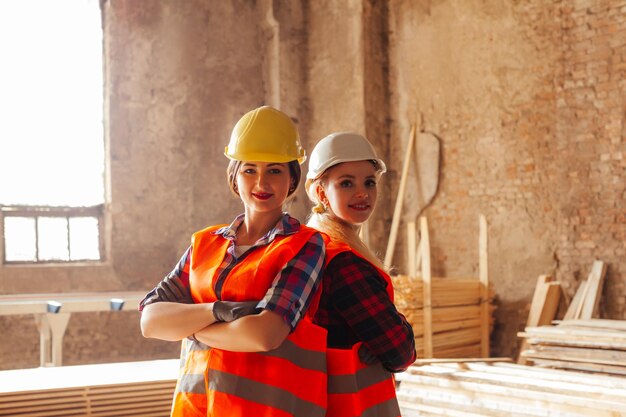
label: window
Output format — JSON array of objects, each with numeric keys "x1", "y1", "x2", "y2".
[{"x1": 0, "y1": 0, "x2": 105, "y2": 264}]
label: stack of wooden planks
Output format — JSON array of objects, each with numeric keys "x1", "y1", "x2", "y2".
[
  {"x1": 0, "y1": 359, "x2": 178, "y2": 416},
  {"x1": 393, "y1": 275, "x2": 494, "y2": 358},
  {"x1": 516, "y1": 260, "x2": 626, "y2": 375},
  {"x1": 519, "y1": 319, "x2": 626, "y2": 376},
  {"x1": 396, "y1": 360, "x2": 626, "y2": 417}
]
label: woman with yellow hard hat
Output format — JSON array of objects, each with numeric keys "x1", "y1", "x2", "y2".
[
  {"x1": 306, "y1": 132, "x2": 416, "y2": 417},
  {"x1": 140, "y1": 106, "x2": 327, "y2": 417}
]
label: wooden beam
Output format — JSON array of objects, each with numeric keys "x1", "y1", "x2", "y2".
[
  {"x1": 564, "y1": 280, "x2": 587, "y2": 320},
  {"x1": 385, "y1": 125, "x2": 416, "y2": 267},
  {"x1": 407, "y1": 221, "x2": 417, "y2": 278},
  {"x1": 420, "y1": 216, "x2": 433, "y2": 358},
  {"x1": 579, "y1": 261, "x2": 607, "y2": 320},
  {"x1": 478, "y1": 214, "x2": 489, "y2": 357}
]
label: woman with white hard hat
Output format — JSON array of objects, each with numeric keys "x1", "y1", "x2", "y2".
[
  {"x1": 306, "y1": 132, "x2": 416, "y2": 417},
  {"x1": 140, "y1": 106, "x2": 327, "y2": 417}
]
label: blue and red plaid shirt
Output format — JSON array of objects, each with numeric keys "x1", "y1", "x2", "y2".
[
  {"x1": 139, "y1": 213, "x2": 326, "y2": 331},
  {"x1": 313, "y1": 251, "x2": 417, "y2": 372}
]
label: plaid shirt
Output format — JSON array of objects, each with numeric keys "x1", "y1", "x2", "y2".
[
  {"x1": 313, "y1": 252, "x2": 416, "y2": 372},
  {"x1": 139, "y1": 213, "x2": 325, "y2": 330}
]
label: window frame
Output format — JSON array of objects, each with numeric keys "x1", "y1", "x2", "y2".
[{"x1": 1, "y1": 204, "x2": 105, "y2": 265}]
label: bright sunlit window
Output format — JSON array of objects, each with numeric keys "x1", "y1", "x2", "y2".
[{"x1": 0, "y1": 0, "x2": 105, "y2": 263}]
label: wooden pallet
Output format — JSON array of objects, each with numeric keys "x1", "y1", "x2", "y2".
[
  {"x1": 393, "y1": 216, "x2": 493, "y2": 359},
  {"x1": 0, "y1": 360, "x2": 178, "y2": 417}
]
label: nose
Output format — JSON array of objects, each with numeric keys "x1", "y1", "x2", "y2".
[
  {"x1": 257, "y1": 171, "x2": 269, "y2": 187},
  {"x1": 354, "y1": 189, "x2": 368, "y2": 199}
]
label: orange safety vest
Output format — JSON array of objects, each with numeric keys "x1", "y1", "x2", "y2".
[
  {"x1": 171, "y1": 224, "x2": 327, "y2": 417},
  {"x1": 323, "y1": 240, "x2": 402, "y2": 417}
]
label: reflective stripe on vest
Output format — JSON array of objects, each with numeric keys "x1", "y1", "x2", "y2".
[
  {"x1": 172, "y1": 224, "x2": 327, "y2": 417},
  {"x1": 323, "y1": 239, "x2": 401, "y2": 417}
]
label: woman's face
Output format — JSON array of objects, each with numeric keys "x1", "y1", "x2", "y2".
[
  {"x1": 236, "y1": 162, "x2": 292, "y2": 215},
  {"x1": 321, "y1": 160, "x2": 378, "y2": 225}
]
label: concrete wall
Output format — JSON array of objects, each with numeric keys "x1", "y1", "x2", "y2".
[{"x1": 0, "y1": 0, "x2": 624, "y2": 369}]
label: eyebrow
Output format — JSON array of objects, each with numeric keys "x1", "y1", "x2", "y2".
[
  {"x1": 337, "y1": 174, "x2": 376, "y2": 179},
  {"x1": 242, "y1": 162, "x2": 285, "y2": 167}
]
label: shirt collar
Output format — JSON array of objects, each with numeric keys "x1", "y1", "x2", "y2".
[{"x1": 213, "y1": 212, "x2": 300, "y2": 244}]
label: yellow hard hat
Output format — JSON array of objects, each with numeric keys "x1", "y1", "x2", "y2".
[{"x1": 225, "y1": 106, "x2": 306, "y2": 164}]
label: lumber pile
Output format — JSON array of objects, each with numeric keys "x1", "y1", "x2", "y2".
[
  {"x1": 0, "y1": 359, "x2": 178, "y2": 416},
  {"x1": 394, "y1": 276, "x2": 494, "y2": 358},
  {"x1": 516, "y1": 260, "x2": 626, "y2": 375},
  {"x1": 396, "y1": 360, "x2": 626, "y2": 417},
  {"x1": 519, "y1": 319, "x2": 626, "y2": 376}
]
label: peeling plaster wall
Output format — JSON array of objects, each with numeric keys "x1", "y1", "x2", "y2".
[
  {"x1": 1, "y1": 0, "x2": 624, "y2": 369},
  {"x1": 0, "y1": 0, "x2": 309, "y2": 370}
]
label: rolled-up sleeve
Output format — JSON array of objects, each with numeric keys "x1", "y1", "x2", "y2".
[
  {"x1": 257, "y1": 232, "x2": 326, "y2": 330},
  {"x1": 138, "y1": 246, "x2": 193, "y2": 311}
]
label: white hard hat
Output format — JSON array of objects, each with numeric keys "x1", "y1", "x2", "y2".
[{"x1": 306, "y1": 132, "x2": 387, "y2": 180}]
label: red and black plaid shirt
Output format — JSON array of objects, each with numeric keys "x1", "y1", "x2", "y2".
[{"x1": 313, "y1": 251, "x2": 416, "y2": 372}]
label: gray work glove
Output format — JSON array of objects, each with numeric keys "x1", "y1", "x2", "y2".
[
  {"x1": 212, "y1": 300, "x2": 260, "y2": 322},
  {"x1": 358, "y1": 344, "x2": 378, "y2": 365}
]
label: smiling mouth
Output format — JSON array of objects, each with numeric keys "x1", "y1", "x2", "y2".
[
  {"x1": 349, "y1": 203, "x2": 370, "y2": 211},
  {"x1": 252, "y1": 192, "x2": 273, "y2": 200}
]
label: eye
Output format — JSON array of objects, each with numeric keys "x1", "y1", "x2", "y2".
[
  {"x1": 365, "y1": 179, "x2": 377, "y2": 188},
  {"x1": 242, "y1": 168, "x2": 256, "y2": 174},
  {"x1": 268, "y1": 168, "x2": 283, "y2": 174},
  {"x1": 340, "y1": 180, "x2": 353, "y2": 188}
]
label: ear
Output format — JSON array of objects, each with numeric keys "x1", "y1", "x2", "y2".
[{"x1": 316, "y1": 184, "x2": 328, "y2": 206}]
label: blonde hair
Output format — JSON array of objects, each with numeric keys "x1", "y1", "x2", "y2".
[{"x1": 306, "y1": 173, "x2": 387, "y2": 272}]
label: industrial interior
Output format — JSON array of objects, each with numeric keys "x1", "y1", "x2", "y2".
[{"x1": 0, "y1": 1, "x2": 625, "y2": 416}]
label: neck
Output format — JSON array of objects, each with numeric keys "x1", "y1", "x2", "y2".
[{"x1": 237, "y1": 207, "x2": 283, "y2": 245}]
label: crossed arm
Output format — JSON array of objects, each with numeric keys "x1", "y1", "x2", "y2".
[
  {"x1": 140, "y1": 301, "x2": 290, "y2": 352},
  {"x1": 140, "y1": 233, "x2": 324, "y2": 353}
]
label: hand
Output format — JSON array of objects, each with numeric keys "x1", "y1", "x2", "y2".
[
  {"x1": 358, "y1": 344, "x2": 378, "y2": 365},
  {"x1": 212, "y1": 300, "x2": 260, "y2": 322}
]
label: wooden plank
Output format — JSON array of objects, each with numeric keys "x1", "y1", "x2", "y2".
[
  {"x1": 420, "y1": 216, "x2": 433, "y2": 358},
  {"x1": 578, "y1": 261, "x2": 607, "y2": 319},
  {"x1": 407, "y1": 221, "x2": 416, "y2": 277},
  {"x1": 527, "y1": 344, "x2": 626, "y2": 363},
  {"x1": 555, "y1": 319, "x2": 626, "y2": 332},
  {"x1": 401, "y1": 365, "x2": 626, "y2": 406},
  {"x1": 526, "y1": 275, "x2": 554, "y2": 326},
  {"x1": 0, "y1": 360, "x2": 178, "y2": 393},
  {"x1": 518, "y1": 275, "x2": 552, "y2": 364},
  {"x1": 398, "y1": 371, "x2": 626, "y2": 416},
  {"x1": 522, "y1": 349, "x2": 626, "y2": 367},
  {"x1": 564, "y1": 280, "x2": 587, "y2": 320},
  {"x1": 384, "y1": 124, "x2": 416, "y2": 267},
  {"x1": 476, "y1": 361, "x2": 626, "y2": 389},
  {"x1": 522, "y1": 325, "x2": 626, "y2": 341},
  {"x1": 531, "y1": 358, "x2": 626, "y2": 376},
  {"x1": 413, "y1": 357, "x2": 513, "y2": 365},
  {"x1": 478, "y1": 214, "x2": 489, "y2": 357},
  {"x1": 539, "y1": 282, "x2": 561, "y2": 324}
]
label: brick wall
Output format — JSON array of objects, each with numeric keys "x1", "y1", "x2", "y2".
[
  {"x1": 555, "y1": 1, "x2": 626, "y2": 319},
  {"x1": 388, "y1": 0, "x2": 625, "y2": 357}
]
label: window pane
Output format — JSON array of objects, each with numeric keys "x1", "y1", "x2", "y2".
[
  {"x1": 69, "y1": 217, "x2": 100, "y2": 261},
  {"x1": 4, "y1": 217, "x2": 37, "y2": 261},
  {"x1": 38, "y1": 217, "x2": 69, "y2": 261},
  {"x1": 0, "y1": 0, "x2": 104, "y2": 206}
]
